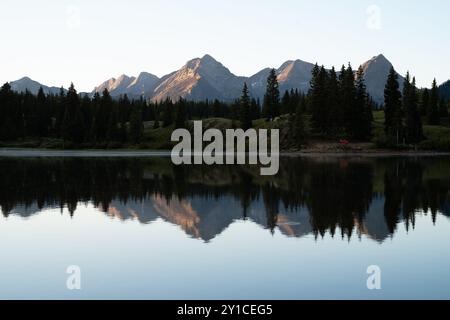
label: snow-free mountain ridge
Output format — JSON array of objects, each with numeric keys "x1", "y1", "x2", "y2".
[{"x1": 9, "y1": 54, "x2": 426, "y2": 105}]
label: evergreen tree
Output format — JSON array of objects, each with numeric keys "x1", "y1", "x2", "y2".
[
  {"x1": 404, "y1": 73, "x2": 424, "y2": 144},
  {"x1": 36, "y1": 87, "x2": 50, "y2": 136},
  {"x1": 239, "y1": 83, "x2": 252, "y2": 130},
  {"x1": 310, "y1": 64, "x2": 329, "y2": 134},
  {"x1": 118, "y1": 94, "x2": 130, "y2": 142},
  {"x1": 129, "y1": 104, "x2": 143, "y2": 144},
  {"x1": 61, "y1": 83, "x2": 85, "y2": 144},
  {"x1": 106, "y1": 105, "x2": 120, "y2": 142},
  {"x1": 326, "y1": 67, "x2": 341, "y2": 136},
  {"x1": 174, "y1": 99, "x2": 187, "y2": 129},
  {"x1": 298, "y1": 94, "x2": 307, "y2": 113},
  {"x1": 162, "y1": 98, "x2": 173, "y2": 127},
  {"x1": 353, "y1": 66, "x2": 372, "y2": 140},
  {"x1": 292, "y1": 100, "x2": 306, "y2": 148},
  {"x1": 439, "y1": 97, "x2": 449, "y2": 118},
  {"x1": 0, "y1": 116, "x2": 17, "y2": 141},
  {"x1": 0, "y1": 83, "x2": 18, "y2": 140},
  {"x1": 428, "y1": 79, "x2": 440, "y2": 125},
  {"x1": 80, "y1": 94, "x2": 93, "y2": 140},
  {"x1": 23, "y1": 90, "x2": 38, "y2": 137},
  {"x1": 384, "y1": 67, "x2": 403, "y2": 143},
  {"x1": 250, "y1": 98, "x2": 261, "y2": 120},
  {"x1": 54, "y1": 87, "x2": 66, "y2": 137},
  {"x1": 153, "y1": 103, "x2": 160, "y2": 129},
  {"x1": 212, "y1": 99, "x2": 222, "y2": 118},
  {"x1": 262, "y1": 69, "x2": 280, "y2": 120},
  {"x1": 289, "y1": 89, "x2": 300, "y2": 114},
  {"x1": 89, "y1": 92, "x2": 101, "y2": 142},
  {"x1": 203, "y1": 99, "x2": 210, "y2": 118},
  {"x1": 90, "y1": 89, "x2": 113, "y2": 142},
  {"x1": 420, "y1": 88, "x2": 429, "y2": 116},
  {"x1": 281, "y1": 90, "x2": 291, "y2": 115},
  {"x1": 340, "y1": 64, "x2": 356, "y2": 138}
]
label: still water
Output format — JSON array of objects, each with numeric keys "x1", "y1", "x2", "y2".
[{"x1": 0, "y1": 155, "x2": 449, "y2": 299}]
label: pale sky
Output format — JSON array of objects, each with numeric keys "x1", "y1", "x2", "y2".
[{"x1": 0, "y1": 0, "x2": 449, "y2": 91}]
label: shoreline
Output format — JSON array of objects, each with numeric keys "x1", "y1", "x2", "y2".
[{"x1": 1, "y1": 147, "x2": 449, "y2": 158}]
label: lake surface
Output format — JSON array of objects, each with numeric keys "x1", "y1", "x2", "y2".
[{"x1": 0, "y1": 155, "x2": 449, "y2": 299}]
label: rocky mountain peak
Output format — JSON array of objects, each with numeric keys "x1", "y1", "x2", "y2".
[{"x1": 9, "y1": 54, "x2": 414, "y2": 106}]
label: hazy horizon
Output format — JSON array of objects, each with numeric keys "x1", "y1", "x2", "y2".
[{"x1": 1, "y1": 0, "x2": 449, "y2": 91}]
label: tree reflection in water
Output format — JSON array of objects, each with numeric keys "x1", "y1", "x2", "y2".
[{"x1": 1, "y1": 156, "x2": 449, "y2": 242}]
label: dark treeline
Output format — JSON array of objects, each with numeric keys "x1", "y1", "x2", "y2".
[
  {"x1": 308, "y1": 64, "x2": 375, "y2": 140},
  {"x1": 1, "y1": 64, "x2": 448, "y2": 148},
  {"x1": 235, "y1": 64, "x2": 376, "y2": 143},
  {"x1": 383, "y1": 68, "x2": 448, "y2": 145},
  {"x1": 236, "y1": 64, "x2": 449, "y2": 148},
  {"x1": 229, "y1": 63, "x2": 375, "y2": 149},
  {"x1": 0, "y1": 82, "x2": 241, "y2": 146},
  {"x1": 0, "y1": 75, "x2": 302, "y2": 146},
  {"x1": 1, "y1": 157, "x2": 448, "y2": 240}
]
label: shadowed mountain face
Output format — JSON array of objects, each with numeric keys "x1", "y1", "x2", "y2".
[
  {"x1": 10, "y1": 54, "x2": 411, "y2": 104},
  {"x1": 1, "y1": 156, "x2": 449, "y2": 242},
  {"x1": 361, "y1": 54, "x2": 405, "y2": 105},
  {"x1": 439, "y1": 80, "x2": 450, "y2": 101},
  {"x1": 9, "y1": 77, "x2": 65, "y2": 95},
  {"x1": 248, "y1": 59, "x2": 315, "y2": 100}
]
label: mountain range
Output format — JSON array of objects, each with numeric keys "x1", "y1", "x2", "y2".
[
  {"x1": 6, "y1": 193, "x2": 400, "y2": 243},
  {"x1": 9, "y1": 54, "x2": 441, "y2": 105},
  {"x1": 9, "y1": 76, "x2": 65, "y2": 95},
  {"x1": 10, "y1": 189, "x2": 449, "y2": 243},
  {"x1": 92, "y1": 72, "x2": 160, "y2": 99}
]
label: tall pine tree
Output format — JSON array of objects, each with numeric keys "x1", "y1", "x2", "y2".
[
  {"x1": 61, "y1": 83, "x2": 85, "y2": 144},
  {"x1": 384, "y1": 67, "x2": 403, "y2": 144},
  {"x1": 281, "y1": 90, "x2": 291, "y2": 115},
  {"x1": 174, "y1": 98, "x2": 187, "y2": 129},
  {"x1": 0, "y1": 83, "x2": 18, "y2": 140},
  {"x1": 340, "y1": 64, "x2": 356, "y2": 138},
  {"x1": 162, "y1": 98, "x2": 173, "y2": 127},
  {"x1": 36, "y1": 87, "x2": 50, "y2": 137},
  {"x1": 403, "y1": 73, "x2": 423, "y2": 143},
  {"x1": 129, "y1": 103, "x2": 143, "y2": 144},
  {"x1": 420, "y1": 88, "x2": 429, "y2": 116},
  {"x1": 262, "y1": 69, "x2": 280, "y2": 121},
  {"x1": 428, "y1": 79, "x2": 440, "y2": 125},
  {"x1": 353, "y1": 66, "x2": 372, "y2": 140},
  {"x1": 239, "y1": 82, "x2": 252, "y2": 130},
  {"x1": 326, "y1": 67, "x2": 341, "y2": 136},
  {"x1": 310, "y1": 64, "x2": 329, "y2": 134}
]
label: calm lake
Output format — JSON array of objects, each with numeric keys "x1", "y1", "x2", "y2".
[{"x1": 0, "y1": 155, "x2": 449, "y2": 299}]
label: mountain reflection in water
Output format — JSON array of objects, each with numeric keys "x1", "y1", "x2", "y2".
[{"x1": 1, "y1": 156, "x2": 449, "y2": 243}]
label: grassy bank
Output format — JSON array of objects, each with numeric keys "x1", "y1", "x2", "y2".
[
  {"x1": 1, "y1": 113, "x2": 449, "y2": 152},
  {"x1": 372, "y1": 110, "x2": 450, "y2": 151}
]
